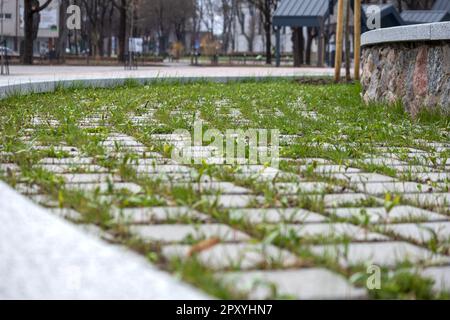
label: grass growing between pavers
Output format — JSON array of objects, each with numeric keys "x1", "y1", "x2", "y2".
[{"x1": 1, "y1": 79, "x2": 450, "y2": 299}]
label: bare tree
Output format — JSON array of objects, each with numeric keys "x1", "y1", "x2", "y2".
[
  {"x1": 247, "y1": 0, "x2": 278, "y2": 64},
  {"x1": 220, "y1": 0, "x2": 236, "y2": 53},
  {"x1": 236, "y1": 0, "x2": 257, "y2": 52},
  {"x1": 22, "y1": 0, "x2": 53, "y2": 64},
  {"x1": 113, "y1": 0, "x2": 132, "y2": 61}
]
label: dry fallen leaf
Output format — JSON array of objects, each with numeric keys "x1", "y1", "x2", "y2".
[{"x1": 187, "y1": 237, "x2": 221, "y2": 257}]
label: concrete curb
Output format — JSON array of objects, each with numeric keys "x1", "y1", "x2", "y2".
[
  {"x1": 361, "y1": 21, "x2": 450, "y2": 47},
  {"x1": 0, "y1": 75, "x2": 301, "y2": 99}
]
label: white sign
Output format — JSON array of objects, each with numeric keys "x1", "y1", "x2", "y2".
[
  {"x1": 19, "y1": 2, "x2": 58, "y2": 30},
  {"x1": 129, "y1": 38, "x2": 143, "y2": 53}
]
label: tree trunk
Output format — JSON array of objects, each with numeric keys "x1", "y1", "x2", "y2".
[
  {"x1": 292, "y1": 27, "x2": 304, "y2": 67},
  {"x1": 23, "y1": 1, "x2": 35, "y2": 65},
  {"x1": 117, "y1": 0, "x2": 127, "y2": 62},
  {"x1": 344, "y1": 0, "x2": 351, "y2": 81},
  {"x1": 56, "y1": 0, "x2": 69, "y2": 62},
  {"x1": 264, "y1": 13, "x2": 272, "y2": 64},
  {"x1": 305, "y1": 28, "x2": 314, "y2": 65}
]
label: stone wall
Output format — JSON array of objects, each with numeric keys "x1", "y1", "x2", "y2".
[{"x1": 361, "y1": 42, "x2": 450, "y2": 116}]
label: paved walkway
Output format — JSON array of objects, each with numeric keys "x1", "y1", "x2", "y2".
[{"x1": 0, "y1": 65, "x2": 335, "y2": 87}]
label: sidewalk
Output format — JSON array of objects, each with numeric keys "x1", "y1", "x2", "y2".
[{"x1": 0, "y1": 64, "x2": 335, "y2": 87}]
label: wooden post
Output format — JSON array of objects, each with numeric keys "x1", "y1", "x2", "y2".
[
  {"x1": 334, "y1": 0, "x2": 345, "y2": 82},
  {"x1": 276, "y1": 27, "x2": 281, "y2": 67},
  {"x1": 354, "y1": 0, "x2": 362, "y2": 80}
]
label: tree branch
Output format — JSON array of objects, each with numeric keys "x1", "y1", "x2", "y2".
[{"x1": 33, "y1": 0, "x2": 53, "y2": 13}]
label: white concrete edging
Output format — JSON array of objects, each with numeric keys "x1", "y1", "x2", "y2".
[
  {"x1": 0, "y1": 181, "x2": 210, "y2": 300},
  {"x1": 361, "y1": 21, "x2": 450, "y2": 47}
]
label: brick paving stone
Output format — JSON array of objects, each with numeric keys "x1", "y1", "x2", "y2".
[
  {"x1": 112, "y1": 206, "x2": 210, "y2": 223},
  {"x1": 174, "y1": 181, "x2": 251, "y2": 194},
  {"x1": 382, "y1": 222, "x2": 450, "y2": 244},
  {"x1": 412, "y1": 172, "x2": 450, "y2": 183},
  {"x1": 353, "y1": 182, "x2": 434, "y2": 195},
  {"x1": 277, "y1": 223, "x2": 388, "y2": 241},
  {"x1": 129, "y1": 224, "x2": 250, "y2": 243},
  {"x1": 318, "y1": 193, "x2": 381, "y2": 207},
  {"x1": 281, "y1": 158, "x2": 332, "y2": 165},
  {"x1": 48, "y1": 208, "x2": 84, "y2": 221},
  {"x1": 298, "y1": 165, "x2": 361, "y2": 174},
  {"x1": 359, "y1": 158, "x2": 409, "y2": 166},
  {"x1": 162, "y1": 243, "x2": 300, "y2": 270},
  {"x1": 31, "y1": 146, "x2": 80, "y2": 156},
  {"x1": 202, "y1": 194, "x2": 263, "y2": 208},
  {"x1": 134, "y1": 164, "x2": 195, "y2": 174},
  {"x1": 61, "y1": 173, "x2": 121, "y2": 184},
  {"x1": 327, "y1": 206, "x2": 448, "y2": 224},
  {"x1": 272, "y1": 182, "x2": 340, "y2": 194},
  {"x1": 143, "y1": 172, "x2": 213, "y2": 183},
  {"x1": 421, "y1": 266, "x2": 450, "y2": 294},
  {"x1": 64, "y1": 182, "x2": 142, "y2": 194},
  {"x1": 390, "y1": 165, "x2": 436, "y2": 173},
  {"x1": 329, "y1": 173, "x2": 397, "y2": 183},
  {"x1": 309, "y1": 242, "x2": 450, "y2": 267},
  {"x1": 37, "y1": 164, "x2": 109, "y2": 174},
  {"x1": 38, "y1": 157, "x2": 94, "y2": 165},
  {"x1": 403, "y1": 193, "x2": 450, "y2": 207},
  {"x1": 229, "y1": 208, "x2": 326, "y2": 224},
  {"x1": 0, "y1": 163, "x2": 20, "y2": 172},
  {"x1": 220, "y1": 269, "x2": 367, "y2": 299},
  {"x1": 29, "y1": 194, "x2": 59, "y2": 208},
  {"x1": 14, "y1": 183, "x2": 41, "y2": 195}
]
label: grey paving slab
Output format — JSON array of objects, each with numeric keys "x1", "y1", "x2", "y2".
[
  {"x1": 310, "y1": 242, "x2": 449, "y2": 268},
  {"x1": 112, "y1": 206, "x2": 210, "y2": 224},
  {"x1": 162, "y1": 243, "x2": 300, "y2": 270},
  {"x1": 229, "y1": 208, "x2": 326, "y2": 224},
  {"x1": 328, "y1": 206, "x2": 448, "y2": 224},
  {"x1": 0, "y1": 182, "x2": 209, "y2": 299},
  {"x1": 129, "y1": 224, "x2": 250, "y2": 243},
  {"x1": 421, "y1": 266, "x2": 450, "y2": 294},
  {"x1": 382, "y1": 222, "x2": 450, "y2": 244},
  {"x1": 277, "y1": 223, "x2": 388, "y2": 242},
  {"x1": 220, "y1": 269, "x2": 367, "y2": 299}
]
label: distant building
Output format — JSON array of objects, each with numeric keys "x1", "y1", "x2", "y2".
[{"x1": 0, "y1": 0, "x2": 59, "y2": 55}]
